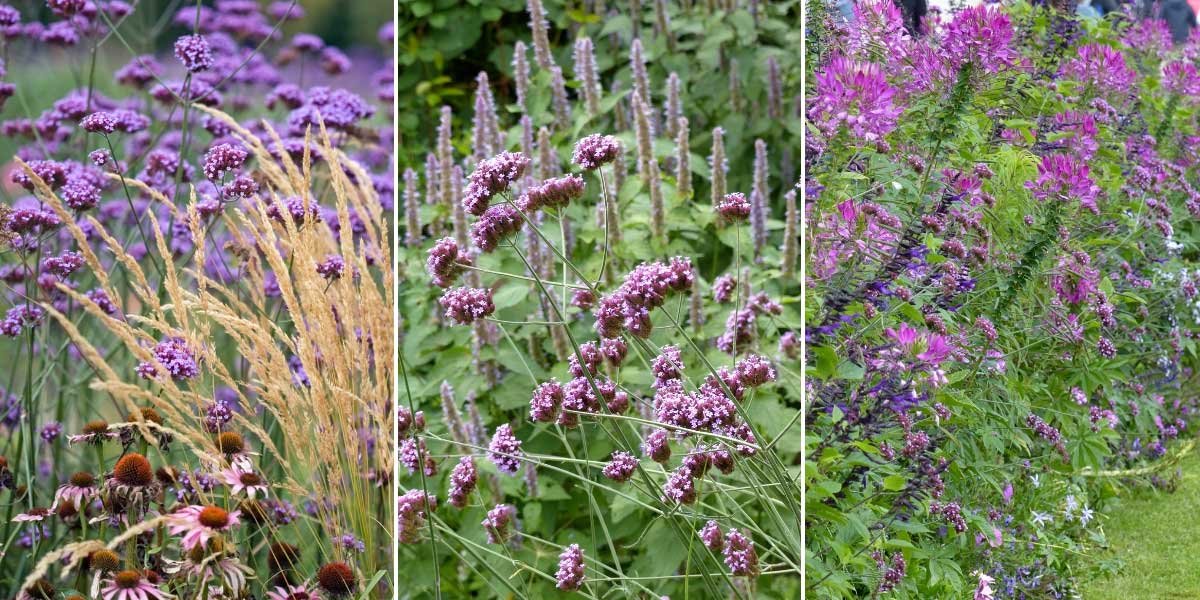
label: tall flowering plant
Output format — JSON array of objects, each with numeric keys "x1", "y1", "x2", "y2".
[
  {"x1": 398, "y1": 0, "x2": 802, "y2": 597},
  {"x1": 0, "y1": 2, "x2": 393, "y2": 597},
  {"x1": 807, "y1": 1, "x2": 1200, "y2": 597}
]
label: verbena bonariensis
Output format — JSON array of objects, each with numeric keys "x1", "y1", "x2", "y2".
[
  {"x1": 397, "y1": 0, "x2": 802, "y2": 597},
  {"x1": 0, "y1": 2, "x2": 393, "y2": 597},
  {"x1": 807, "y1": 0, "x2": 1200, "y2": 596}
]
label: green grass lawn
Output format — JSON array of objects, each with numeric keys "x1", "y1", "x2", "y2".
[{"x1": 1080, "y1": 451, "x2": 1200, "y2": 599}]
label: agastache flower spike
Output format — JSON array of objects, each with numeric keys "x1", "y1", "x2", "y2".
[
  {"x1": 664, "y1": 72, "x2": 681, "y2": 139},
  {"x1": 676, "y1": 117, "x2": 691, "y2": 198},
  {"x1": 526, "y1": 0, "x2": 553, "y2": 70},
  {"x1": 574, "y1": 37, "x2": 601, "y2": 116},
  {"x1": 404, "y1": 168, "x2": 420, "y2": 247},
  {"x1": 751, "y1": 139, "x2": 769, "y2": 260},
  {"x1": 710, "y1": 127, "x2": 727, "y2": 207},
  {"x1": 512, "y1": 41, "x2": 530, "y2": 111}
]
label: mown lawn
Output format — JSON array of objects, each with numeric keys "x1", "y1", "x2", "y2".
[{"x1": 1081, "y1": 451, "x2": 1200, "y2": 599}]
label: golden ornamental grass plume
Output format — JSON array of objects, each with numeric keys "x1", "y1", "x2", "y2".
[{"x1": 17, "y1": 107, "x2": 394, "y2": 591}]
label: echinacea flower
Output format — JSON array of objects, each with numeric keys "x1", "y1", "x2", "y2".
[
  {"x1": 163, "y1": 555, "x2": 253, "y2": 597},
  {"x1": 12, "y1": 507, "x2": 51, "y2": 522},
  {"x1": 316, "y1": 562, "x2": 357, "y2": 597},
  {"x1": 102, "y1": 453, "x2": 161, "y2": 517},
  {"x1": 219, "y1": 466, "x2": 269, "y2": 499},
  {"x1": 53, "y1": 471, "x2": 98, "y2": 510},
  {"x1": 167, "y1": 505, "x2": 241, "y2": 551},
  {"x1": 100, "y1": 570, "x2": 172, "y2": 600},
  {"x1": 266, "y1": 585, "x2": 320, "y2": 600}
]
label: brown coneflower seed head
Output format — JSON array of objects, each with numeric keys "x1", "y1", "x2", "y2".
[
  {"x1": 198, "y1": 505, "x2": 231, "y2": 528},
  {"x1": 0, "y1": 455, "x2": 7, "y2": 469},
  {"x1": 128, "y1": 407, "x2": 163, "y2": 424},
  {"x1": 268, "y1": 542, "x2": 301, "y2": 571},
  {"x1": 316, "y1": 562, "x2": 356, "y2": 596},
  {"x1": 216, "y1": 431, "x2": 245, "y2": 454},
  {"x1": 114, "y1": 570, "x2": 141, "y2": 588},
  {"x1": 240, "y1": 499, "x2": 269, "y2": 524},
  {"x1": 239, "y1": 472, "x2": 263, "y2": 486},
  {"x1": 26, "y1": 579, "x2": 55, "y2": 600},
  {"x1": 113, "y1": 453, "x2": 153, "y2": 486},
  {"x1": 142, "y1": 570, "x2": 161, "y2": 585},
  {"x1": 89, "y1": 549, "x2": 121, "y2": 572},
  {"x1": 82, "y1": 420, "x2": 110, "y2": 435},
  {"x1": 155, "y1": 466, "x2": 179, "y2": 485},
  {"x1": 14, "y1": 484, "x2": 26, "y2": 496},
  {"x1": 188, "y1": 543, "x2": 208, "y2": 564},
  {"x1": 70, "y1": 471, "x2": 96, "y2": 487},
  {"x1": 56, "y1": 502, "x2": 78, "y2": 519}
]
